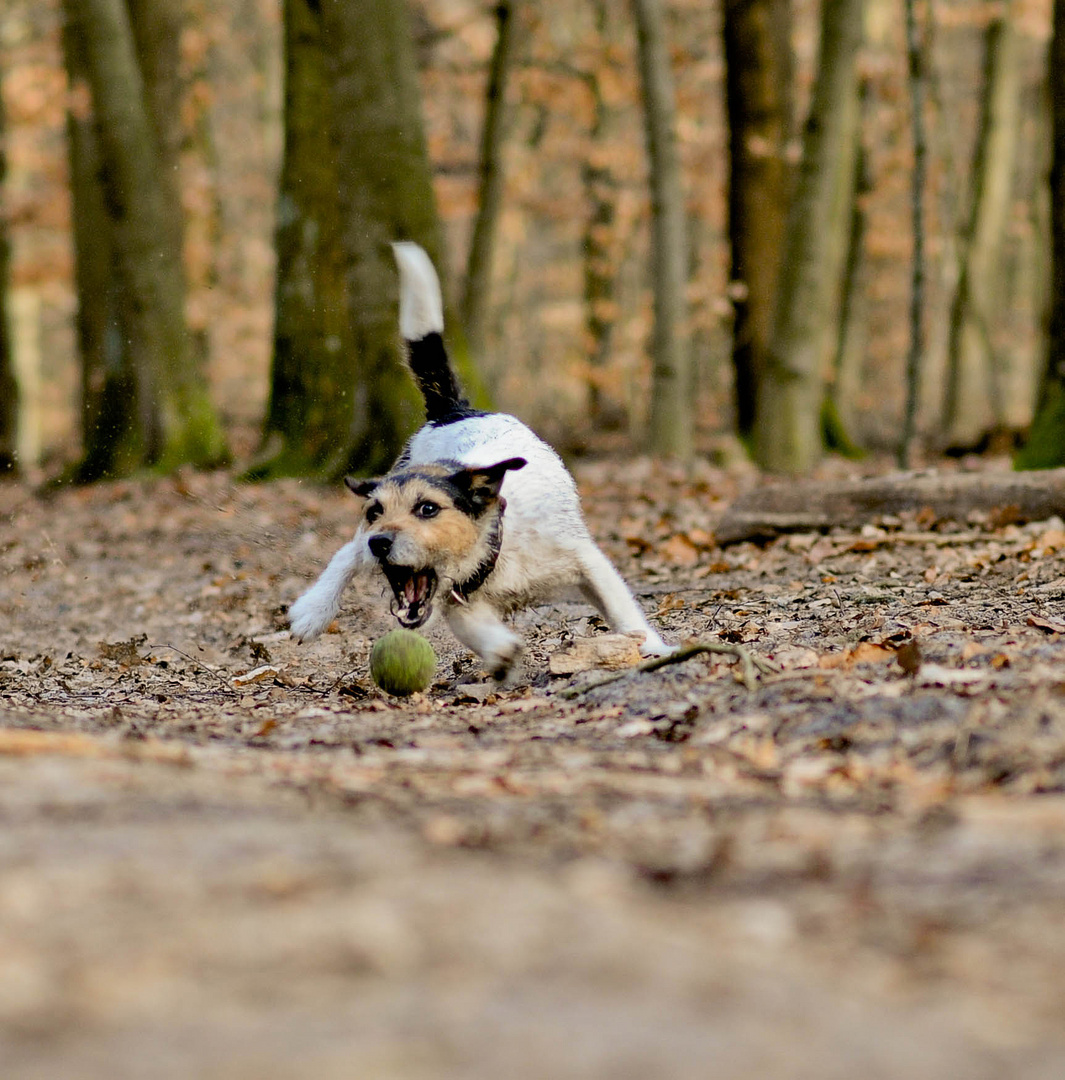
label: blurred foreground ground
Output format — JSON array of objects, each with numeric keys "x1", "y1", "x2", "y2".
[{"x1": 2, "y1": 460, "x2": 1065, "y2": 1079}]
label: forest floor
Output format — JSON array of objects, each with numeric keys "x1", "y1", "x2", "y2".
[{"x1": 2, "y1": 457, "x2": 1065, "y2": 1079}]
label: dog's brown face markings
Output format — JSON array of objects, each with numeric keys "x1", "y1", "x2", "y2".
[{"x1": 345, "y1": 458, "x2": 525, "y2": 628}]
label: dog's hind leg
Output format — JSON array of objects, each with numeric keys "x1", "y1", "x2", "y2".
[
  {"x1": 576, "y1": 544, "x2": 673, "y2": 656},
  {"x1": 446, "y1": 600, "x2": 523, "y2": 679},
  {"x1": 288, "y1": 538, "x2": 370, "y2": 642}
]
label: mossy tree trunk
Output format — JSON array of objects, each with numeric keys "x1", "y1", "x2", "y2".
[
  {"x1": 61, "y1": 0, "x2": 226, "y2": 478},
  {"x1": 256, "y1": 0, "x2": 355, "y2": 478},
  {"x1": 1018, "y1": 0, "x2": 1065, "y2": 469},
  {"x1": 753, "y1": 0, "x2": 863, "y2": 475},
  {"x1": 0, "y1": 93, "x2": 16, "y2": 476},
  {"x1": 722, "y1": 0, "x2": 794, "y2": 441},
  {"x1": 631, "y1": 0, "x2": 692, "y2": 460},
  {"x1": 261, "y1": 0, "x2": 486, "y2": 479},
  {"x1": 943, "y1": 17, "x2": 1021, "y2": 451}
]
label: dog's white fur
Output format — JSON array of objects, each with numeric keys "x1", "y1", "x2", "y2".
[{"x1": 288, "y1": 243, "x2": 672, "y2": 676}]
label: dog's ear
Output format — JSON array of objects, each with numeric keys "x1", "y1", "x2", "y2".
[
  {"x1": 448, "y1": 457, "x2": 526, "y2": 514},
  {"x1": 344, "y1": 476, "x2": 379, "y2": 499}
]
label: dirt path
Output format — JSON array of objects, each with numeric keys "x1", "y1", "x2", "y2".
[{"x1": 2, "y1": 462, "x2": 1065, "y2": 1078}]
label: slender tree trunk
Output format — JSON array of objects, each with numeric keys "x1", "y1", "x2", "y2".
[
  {"x1": 63, "y1": 0, "x2": 226, "y2": 475},
  {"x1": 462, "y1": 1, "x2": 518, "y2": 368},
  {"x1": 827, "y1": 129, "x2": 871, "y2": 453},
  {"x1": 722, "y1": 0, "x2": 794, "y2": 440},
  {"x1": 898, "y1": 0, "x2": 926, "y2": 467},
  {"x1": 754, "y1": 0, "x2": 864, "y2": 474},
  {"x1": 1018, "y1": 0, "x2": 1065, "y2": 469},
  {"x1": 256, "y1": 0, "x2": 354, "y2": 478},
  {"x1": 0, "y1": 93, "x2": 16, "y2": 476},
  {"x1": 581, "y1": 0, "x2": 628, "y2": 427},
  {"x1": 630, "y1": 0, "x2": 691, "y2": 460},
  {"x1": 942, "y1": 16, "x2": 1021, "y2": 450}
]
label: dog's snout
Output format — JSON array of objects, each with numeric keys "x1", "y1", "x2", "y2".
[{"x1": 368, "y1": 535, "x2": 393, "y2": 561}]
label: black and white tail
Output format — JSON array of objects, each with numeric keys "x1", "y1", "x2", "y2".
[{"x1": 391, "y1": 242, "x2": 472, "y2": 424}]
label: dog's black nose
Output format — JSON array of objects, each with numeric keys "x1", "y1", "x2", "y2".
[{"x1": 368, "y1": 535, "x2": 393, "y2": 561}]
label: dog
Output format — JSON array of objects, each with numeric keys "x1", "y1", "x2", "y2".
[{"x1": 288, "y1": 242, "x2": 672, "y2": 678}]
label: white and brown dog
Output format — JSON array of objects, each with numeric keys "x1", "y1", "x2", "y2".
[{"x1": 288, "y1": 242, "x2": 672, "y2": 677}]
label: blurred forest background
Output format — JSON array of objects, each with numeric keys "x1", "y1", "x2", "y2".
[{"x1": 0, "y1": 0, "x2": 1058, "y2": 480}]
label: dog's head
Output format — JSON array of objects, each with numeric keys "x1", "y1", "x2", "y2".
[{"x1": 346, "y1": 457, "x2": 526, "y2": 628}]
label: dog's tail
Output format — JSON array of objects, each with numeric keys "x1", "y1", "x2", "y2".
[{"x1": 391, "y1": 242, "x2": 471, "y2": 423}]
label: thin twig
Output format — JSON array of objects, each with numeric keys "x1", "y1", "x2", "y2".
[
  {"x1": 146, "y1": 643, "x2": 237, "y2": 695},
  {"x1": 558, "y1": 640, "x2": 780, "y2": 699}
]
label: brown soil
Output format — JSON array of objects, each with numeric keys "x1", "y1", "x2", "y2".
[{"x1": 2, "y1": 460, "x2": 1065, "y2": 1079}]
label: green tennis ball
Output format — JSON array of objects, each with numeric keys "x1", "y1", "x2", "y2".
[{"x1": 369, "y1": 629, "x2": 437, "y2": 696}]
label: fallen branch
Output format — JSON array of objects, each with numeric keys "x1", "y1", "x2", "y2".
[
  {"x1": 716, "y1": 468, "x2": 1065, "y2": 545},
  {"x1": 558, "y1": 641, "x2": 780, "y2": 699}
]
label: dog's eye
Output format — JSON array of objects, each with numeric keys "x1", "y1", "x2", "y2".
[
  {"x1": 414, "y1": 501, "x2": 440, "y2": 520},
  {"x1": 365, "y1": 502, "x2": 383, "y2": 524}
]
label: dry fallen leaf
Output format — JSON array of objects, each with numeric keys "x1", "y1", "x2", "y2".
[{"x1": 1028, "y1": 614, "x2": 1065, "y2": 635}]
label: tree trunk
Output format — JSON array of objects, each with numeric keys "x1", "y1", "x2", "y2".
[
  {"x1": 256, "y1": 0, "x2": 355, "y2": 478},
  {"x1": 942, "y1": 17, "x2": 1021, "y2": 450},
  {"x1": 753, "y1": 0, "x2": 864, "y2": 475},
  {"x1": 722, "y1": 0, "x2": 794, "y2": 440},
  {"x1": 1018, "y1": 0, "x2": 1065, "y2": 470},
  {"x1": 0, "y1": 93, "x2": 16, "y2": 476},
  {"x1": 630, "y1": 0, "x2": 691, "y2": 460},
  {"x1": 62, "y1": 0, "x2": 226, "y2": 475},
  {"x1": 261, "y1": 0, "x2": 486, "y2": 478},
  {"x1": 63, "y1": 6, "x2": 138, "y2": 480},
  {"x1": 462, "y1": 1, "x2": 518, "y2": 369},
  {"x1": 581, "y1": 0, "x2": 628, "y2": 428}
]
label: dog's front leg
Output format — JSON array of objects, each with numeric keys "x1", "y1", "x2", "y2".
[
  {"x1": 576, "y1": 544, "x2": 674, "y2": 656},
  {"x1": 446, "y1": 600, "x2": 523, "y2": 680},
  {"x1": 288, "y1": 538, "x2": 370, "y2": 642}
]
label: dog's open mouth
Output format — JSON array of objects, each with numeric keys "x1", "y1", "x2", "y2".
[{"x1": 381, "y1": 564, "x2": 438, "y2": 628}]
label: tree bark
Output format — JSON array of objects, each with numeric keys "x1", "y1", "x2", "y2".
[
  {"x1": 717, "y1": 469, "x2": 1065, "y2": 545},
  {"x1": 462, "y1": 1, "x2": 518, "y2": 369},
  {"x1": 898, "y1": 0, "x2": 926, "y2": 468},
  {"x1": 0, "y1": 93, "x2": 16, "y2": 476},
  {"x1": 942, "y1": 17, "x2": 1021, "y2": 450},
  {"x1": 630, "y1": 0, "x2": 692, "y2": 460},
  {"x1": 581, "y1": 0, "x2": 628, "y2": 428},
  {"x1": 256, "y1": 0, "x2": 355, "y2": 478},
  {"x1": 1017, "y1": 0, "x2": 1065, "y2": 469},
  {"x1": 753, "y1": 0, "x2": 864, "y2": 475},
  {"x1": 62, "y1": 0, "x2": 226, "y2": 475},
  {"x1": 722, "y1": 0, "x2": 794, "y2": 440},
  {"x1": 261, "y1": 0, "x2": 486, "y2": 478}
]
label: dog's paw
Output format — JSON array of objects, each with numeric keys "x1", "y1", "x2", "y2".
[
  {"x1": 287, "y1": 590, "x2": 336, "y2": 642},
  {"x1": 639, "y1": 633, "x2": 677, "y2": 658},
  {"x1": 487, "y1": 637, "x2": 524, "y2": 681}
]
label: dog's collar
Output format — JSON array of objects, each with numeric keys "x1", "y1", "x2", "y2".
[{"x1": 450, "y1": 498, "x2": 505, "y2": 604}]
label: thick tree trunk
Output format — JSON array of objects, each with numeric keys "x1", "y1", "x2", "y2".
[
  {"x1": 753, "y1": 0, "x2": 864, "y2": 475},
  {"x1": 0, "y1": 94, "x2": 16, "y2": 476},
  {"x1": 63, "y1": 0, "x2": 226, "y2": 475},
  {"x1": 722, "y1": 0, "x2": 794, "y2": 440},
  {"x1": 261, "y1": 0, "x2": 485, "y2": 478},
  {"x1": 942, "y1": 17, "x2": 1021, "y2": 450},
  {"x1": 630, "y1": 0, "x2": 692, "y2": 460},
  {"x1": 462, "y1": 1, "x2": 518, "y2": 369},
  {"x1": 63, "y1": 8, "x2": 138, "y2": 480},
  {"x1": 256, "y1": 0, "x2": 355, "y2": 478},
  {"x1": 1018, "y1": 0, "x2": 1065, "y2": 470}
]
